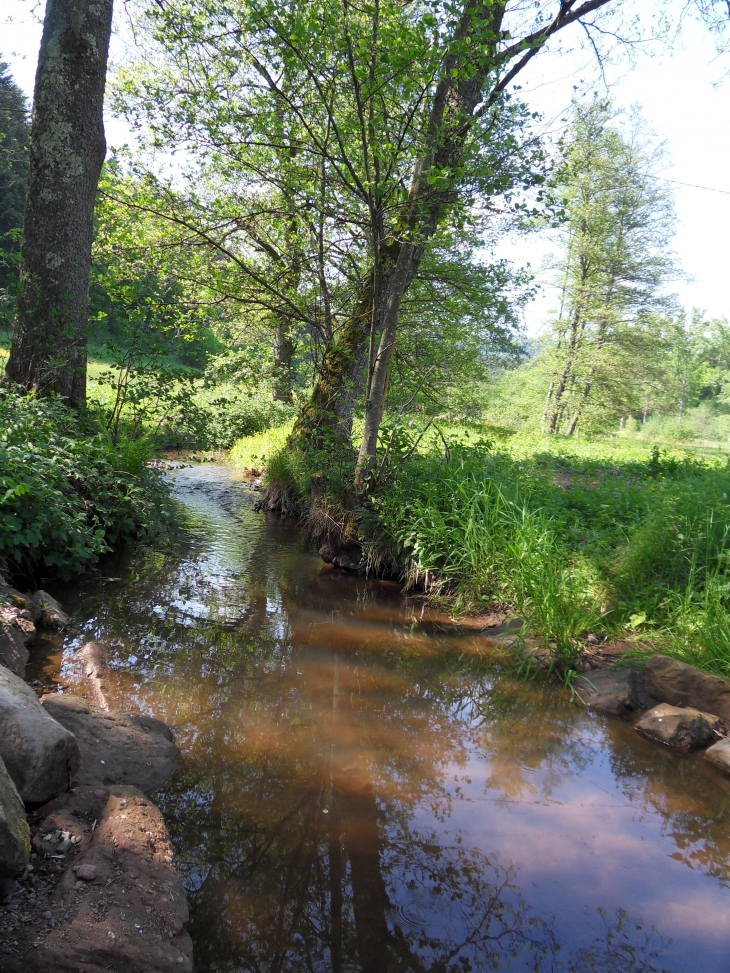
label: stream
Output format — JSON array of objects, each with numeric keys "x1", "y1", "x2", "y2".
[{"x1": 28, "y1": 463, "x2": 730, "y2": 972}]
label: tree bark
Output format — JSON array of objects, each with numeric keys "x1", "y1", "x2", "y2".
[
  {"x1": 565, "y1": 365, "x2": 595, "y2": 436},
  {"x1": 5, "y1": 0, "x2": 114, "y2": 407}
]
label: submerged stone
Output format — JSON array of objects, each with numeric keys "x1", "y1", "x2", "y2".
[{"x1": 574, "y1": 669, "x2": 641, "y2": 717}]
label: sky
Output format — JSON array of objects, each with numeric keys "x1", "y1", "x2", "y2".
[{"x1": 2, "y1": 1, "x2": 729, "y2": 336}]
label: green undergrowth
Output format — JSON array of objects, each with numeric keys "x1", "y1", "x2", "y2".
[{"x1": 0, "y1": 386, "x2": 169, "y2": 579}]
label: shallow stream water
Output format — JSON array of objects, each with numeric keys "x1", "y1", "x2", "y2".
[{"x1": 31, "y1": 464, "x2": 730, "y2": 972}]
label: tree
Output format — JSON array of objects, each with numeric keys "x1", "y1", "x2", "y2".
[
  {"x1": 116, "y1": 0, "x2": 623, "y2": 488},
  {"x1": 4, "y1": 0, "x2": 114, "y2": 407},
  {"x1": 0, "y1": 63, "x2": 30, "y2": 293},
  {"x1": 540, "y1": 100, "x2": 678, "y2": 436}
]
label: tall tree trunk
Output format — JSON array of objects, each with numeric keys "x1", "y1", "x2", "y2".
[
  {"x1": 293, "y1": 239, "x2": 400, "y2": 446},
  {"x1": 353, "y1": 2, "x2": 509, "y2": 487},
  {"x1": 547, "y1": 356, "x2": 574, "y2": 434},
  {"x1": 565, "y1": 365, "x2": 596, "y2": 436},
  {"x1": 5, "y1": 0, "x2": 113, "y2": 407}
]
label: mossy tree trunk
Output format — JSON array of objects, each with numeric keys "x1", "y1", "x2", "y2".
[{"x1": 5, "y1": 0, "x2": 114, "y2": 408}]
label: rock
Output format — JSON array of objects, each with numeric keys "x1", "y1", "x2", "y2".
[
  {"x1": 636, "y1": 702, "x2": 721, "y2": 750},
  {"x1": 319, "y1": 542, "x2": 362, "y2": 573},
  {"x1": 644, "y1": 654, "x2": 730, "y2": 720},
  {"x1": 0, "y1": 585, "x2": 41, "y2": 622},
  {"x1": 574, "y1": 669, "x2": 643, "y2": 717},
  {"x1": 0, "y1": 667, "x2": 80, "y2": 804},
  {"x1": 2, "y1": 785, "x2": 193, "y2": 972},
  {"x1": 41, "y1": 694, "x2": 178, "y2": 795},
  {"x1": 705, "y1": 738, "x2": 730, "y2": 775},
  {"x1": 0, "y1": 755, "x2": 30, "y2": 878},
  {"x1": 73, "y1": 863, "x2": 97, "y2": 882},
  {"x1": 31, "y1": 590, "x2": 69, "y2": 631},
  {"x1": 0, "y1": 618, "x2": 29, "y2": 677}
]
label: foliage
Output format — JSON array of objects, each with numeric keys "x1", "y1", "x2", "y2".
[
  {"x1": 539, "y1": 99, "x2": 678, "y2": 436},
  {"x1": 229, "y1": 423, "x2": 295, "y2": 474},
  {"x1": 0, "y1": 386, "x2": 168, "y2": 579},
  {"x1": 0, "y1": 62, "x2": 29, "y2": 296}
]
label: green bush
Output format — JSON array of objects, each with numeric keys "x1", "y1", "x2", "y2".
[{"x1": 0, "y1": 387, "x2": 167, "y2": 578}]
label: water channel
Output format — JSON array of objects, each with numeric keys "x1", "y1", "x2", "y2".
[{"x1": 29, "y1": 463, "x2": 730, "y2": 972}]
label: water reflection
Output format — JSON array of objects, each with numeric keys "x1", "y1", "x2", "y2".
[{"x1": 41, "y1": 465, "x2": 730, "y2": 972}]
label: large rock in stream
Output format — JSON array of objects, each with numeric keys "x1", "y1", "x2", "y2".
[
  {"x1": 0, "y1": 619, "x2": 29, "y2": 678},
  {"x1": 644, "y1": 654, "x2": 730, "y2": 720},
  {"x1": 0, "y1": 755, "x2": 30, "y2": 878},
  {"x1": 636, "y1": 702, "x2": 721, "y2": 750},
  {"x1": 0, "y1": 667, "x2": 80, "y2": 804},
  {"x1": 40, "y1": 695, "x2": 179, "y2": 795}
]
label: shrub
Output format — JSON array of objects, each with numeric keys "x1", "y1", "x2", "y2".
[{"x1": 0, "y1": 387, "x2": 167, "y2": 579}]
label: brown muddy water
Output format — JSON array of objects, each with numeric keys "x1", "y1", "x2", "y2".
[{"x1": 30, "y1": 464, "x2": 730, "y2": 972}]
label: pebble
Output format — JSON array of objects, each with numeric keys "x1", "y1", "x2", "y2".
[
  {"x1": 43, "y1": 910, "x2": 52, "y2": 920},
  {"x1": 93, "y1": 788, "x2": 106, "y2": 799}
]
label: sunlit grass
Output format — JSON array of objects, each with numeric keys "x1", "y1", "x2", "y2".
[{"x1": 229, "y1": 422, "x2": 295, "y2": 473}]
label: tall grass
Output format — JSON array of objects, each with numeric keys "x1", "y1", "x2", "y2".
[
  {"x1": 375, "y1": 443, "x2": 606, "y2": 667},
  {"x1": 375, "y1": 436, "x2": 730, "y2": 672},
  {"x1": 229, "y1": 422, "x2": 295, "y2": 473}
]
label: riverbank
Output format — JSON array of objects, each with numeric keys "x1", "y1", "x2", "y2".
[
  {"x1": 0, "y1": 578, "x2": 192, "y2": 972},
  {"x1": 0, "y1": 387, "x2": 168, "y2": 583},
  {"x1": 232, "y1": 424, "x2": 730, "y2": 679}
]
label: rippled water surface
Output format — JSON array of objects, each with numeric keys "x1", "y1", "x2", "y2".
[{"x1": 35, "y1": 464, "x2": 730, "y2": 972}]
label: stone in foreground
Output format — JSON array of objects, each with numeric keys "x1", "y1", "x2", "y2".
[
  {"x1": 636, "y1": 702, "x2": 721, "y2": 750},
  {"x1": 705, "y1": 738, "x2": 730, "y2": 775},
  {"x1": 644, "y1": 654, "x2": 730, "y2": 720},
  {"x1": 2, "y1": 785, "x2": 193, "y2": 972},
  {"x1": 41, "y1": 694, "x2": 178, "y2": 795},
  {"x1": 0, "y1": 755, "x2": 29, "y2": 878},
  {"x1": 0, "y1": 667, "x2": 81, "y2": 804}
]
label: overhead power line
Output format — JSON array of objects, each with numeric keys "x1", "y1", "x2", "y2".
[{"x1": 651, "y1": 174, "x2": 730, "y2": 197}]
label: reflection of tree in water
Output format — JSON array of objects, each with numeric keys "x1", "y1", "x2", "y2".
[
  {"x1": 566, "y1": 908, "x2": 671, "y2": 973},
  {"x1": 157, "y1": 642, "x2": 672, "y2": 973},
  {"x1": 604, "y1": 721, "x2": 730, "y2": 888},
  {"x1": 466, "y1": 670, "x2": 594, "y2": 804}
]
